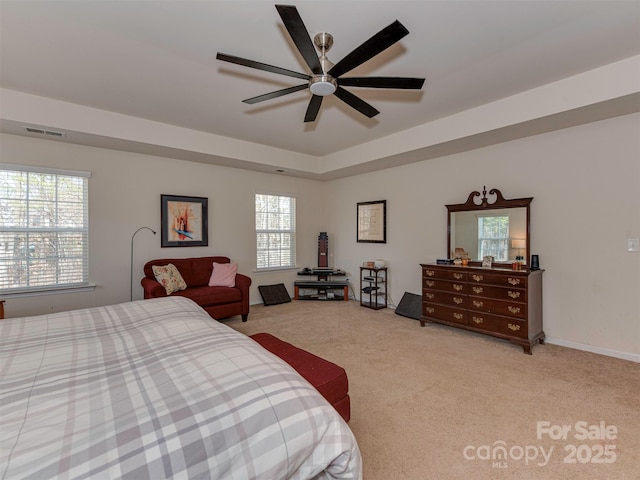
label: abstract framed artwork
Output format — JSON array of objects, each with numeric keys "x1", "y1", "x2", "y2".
[
  {"x1": 357, "y1": 200, "x2": 387, "y2": 243},
  {"x1": 161, "y1": 194, "x2": 208, "y2": 247}
]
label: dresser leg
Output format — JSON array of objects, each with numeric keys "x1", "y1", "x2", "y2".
[{"x1": 511, "y1": 339, "x2": 534, "y2": 354}]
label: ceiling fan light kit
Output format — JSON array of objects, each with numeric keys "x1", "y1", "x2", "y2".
[
  {"x1": 216, "y1": 4, "x2": 425, "y2": 123},
  {"x1": 309, "y1": 75, "x2": 337, "y2": 96}
]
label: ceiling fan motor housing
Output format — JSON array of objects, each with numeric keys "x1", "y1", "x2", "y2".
[{"x1": 310, "y1": 32, "x2": 337, "y2": 96}]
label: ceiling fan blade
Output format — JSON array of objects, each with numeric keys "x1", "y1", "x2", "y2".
[
  {"x1": 328, "y1": 20, "x2": 409, "y2": 78},
  {"x1": 304, "y1": 95, "x2": 323, "y2": 122},
  {"x1": 338, "y1": 77, "x2": 425, "y2": 89},
  {"x1": 243, "y1": 84, "x2": 308, "y2": 104},
  {"x1": 334, "y1": 86, "x2": 380, "y2": 118},
  {"x1": 217, "y1": 53, "x2": 310, "y2": 80},
  {"x1": 275, "y1": 5, "x2": 323, "y2": 75}
]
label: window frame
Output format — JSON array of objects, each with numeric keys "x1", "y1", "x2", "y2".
[
  {"x1": 477, "y1": 214, "x2": 510, "y2": 262},
  {"x1": 254, "y1": 193, "x2": 297, "y2": 271},
  {"x1": 0, "y1": 163, "x2": 93, "y2": 297}
]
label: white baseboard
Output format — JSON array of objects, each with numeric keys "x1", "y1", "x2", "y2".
[{"x1": 545, "y1": 337, "x2": 640, "y2": 363}]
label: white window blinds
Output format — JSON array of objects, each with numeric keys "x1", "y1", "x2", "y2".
[
  {"x1": 0, "y1": 164, "x2": 90, "y2": 293},
  {"x1": 255, "y1": 193, "x2": 296, "y2": 270},
  {"x1": 478, "y1": 215, "x2": 510, "y2": 262}
]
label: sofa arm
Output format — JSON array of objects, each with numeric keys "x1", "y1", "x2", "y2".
[
  {"x1": 141, "y1": 277, "x2": 168, "y2": 299},
  {"x1": 234, "y1": 273, "x2": 252, "y2": 316}
]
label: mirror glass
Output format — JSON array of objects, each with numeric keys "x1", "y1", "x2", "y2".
[
  {"x1": 447, "y1": 188, "x2": 532, "y2": 265},
  {"x1": 450, "y1": 208, "x2": 528, "y2": 262}
]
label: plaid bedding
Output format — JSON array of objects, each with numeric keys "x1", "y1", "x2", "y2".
[{"x1": 0, "y1": 297, "x2": 361, "y2": 479}]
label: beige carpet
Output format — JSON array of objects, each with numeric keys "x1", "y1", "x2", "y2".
[{"x1": 225, "y1": 300, "x2": 640, "y2": 480}]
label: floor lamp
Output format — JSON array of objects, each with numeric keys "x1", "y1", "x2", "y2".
[{"x1": 131, "y1": 226, "x2": 156, "y2": 301}]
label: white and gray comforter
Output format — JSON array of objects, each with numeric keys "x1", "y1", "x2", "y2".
[{"x1": 0, "y1": 296, "x2": 361, "y2": 479}]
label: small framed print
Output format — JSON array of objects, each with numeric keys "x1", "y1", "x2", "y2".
[
  {"x1": 482, "y1": 255, "x2": 494, "y2": 269},
  {"x1": 357, "y1": 200, "x2": 386, "y2": 243},
  {"x1": 161, "y1": 194, "x2": 208, "y2": 247}
]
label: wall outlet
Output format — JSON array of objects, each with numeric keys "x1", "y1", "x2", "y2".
[{"x1": 628, "y1": 238, "x2": 640, "y2": 252}]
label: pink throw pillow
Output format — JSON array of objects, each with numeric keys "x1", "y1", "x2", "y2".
[{"x1": 208, "y1": 262, "x2": 237, "y2": 287}]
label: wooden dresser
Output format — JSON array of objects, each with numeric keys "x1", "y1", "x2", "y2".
[{"x1": 420, "y1": 264, "x2": 544, "y2": 354}]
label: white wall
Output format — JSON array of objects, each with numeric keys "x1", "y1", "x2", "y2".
[
  {"x1": 0, "y1": 133, "x2": 326, "y2": 316},
  {"x1": 325, "y1": 113, "x2": 640, "y2": 359},
  {"x1": 1, "y1": 112, "x2": 638, "y2": 359}
]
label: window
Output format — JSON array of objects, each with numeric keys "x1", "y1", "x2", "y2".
[
  {"x1": 255, "y1": 193, "x2": 296, "y2": 270},
  {"x1": 478, "y1": 215, "x2": 509, "y2": 261},
  {"x1": 0, "y1": 164, "x2": 90, "y2": 294}
]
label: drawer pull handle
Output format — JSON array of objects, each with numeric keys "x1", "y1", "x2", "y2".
[
  {"x1": 425, "y1": 293, "x2": 435, "y2": 300},
  {"x1": 508, "y1": 291, "x2": 521, "y2": 299},
  {"x1": 472, "y1": 274, "x2": 484, "y2": 282},
  {"x1": 508, "y1": 323, "x2": 521, "y2": 331},
  {"x1": 508, "y1": 306, "x2": 521, "y2": 314},
  {"x1": 453, "y1": 313, "x2": 464, "y2": 320},
  {"x1": 508, "y1": 278, "x2": 521, "y2": 286},
  {"x1": 472, "y1": 286, "x2": 483, "y2": 294},
  {"x1": 453, "y1": 284, "x2": 463, "y2": 291},
  {"x1": 453, "y1": 273, "x2": 464, "y2": 280},
  {"x1": 426, "y1": 270, "x2": 435, "y2": 277},
  {"x1": 472, "y1": 317, "x2": 483, "y2": 324},
  {"x1": 426, "y1": 307, "x2": 435, "y2": 314},
  {"x1": 472, "y1": 300, "x2": 484, "y2": 308},
  {"x1": 426, "y1": 280, "x2": 435, "y2": 287},
  {"x1": 454, "y1": 297, "x2": 463, "y2": 304}
]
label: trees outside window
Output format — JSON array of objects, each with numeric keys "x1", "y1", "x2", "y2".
[{"x1": 0, "y1": 165, "x2": 89, "y2": 293}]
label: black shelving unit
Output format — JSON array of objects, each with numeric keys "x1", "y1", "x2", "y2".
[
  {"x1": 360, "y1": 267, "x2": 387, "y2": 310},
  {"x1": 294, "y1": 268, "x2": 348, "y2": 301}
]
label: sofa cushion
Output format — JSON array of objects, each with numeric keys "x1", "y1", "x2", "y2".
[
  {"x1": 143, "y1": 257, "x2": 231, "y2": 288},
  {"x1": 186, "y1": 258, "x2": 215, "y2": 287},
  {"x1": 208, "y1": 262, "x2": 238, "y2": 287},
  {"x1": 174, "y1": 285, "x2": 242, "y2": 307},
  {"x1": 152, "y1": 264, "x2": 187, "y2": 294}
]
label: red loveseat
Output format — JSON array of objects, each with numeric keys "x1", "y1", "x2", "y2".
[{"x1": 141, "y1": 256, "x2": 251, "y2": 321}]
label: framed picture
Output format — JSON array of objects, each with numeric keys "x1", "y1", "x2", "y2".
[
  {"x1": 357, "y1": 200, "x2": 387, "y2": 243},
  {"x1": 161, "y1": 194, "x2": 208, "y2": 247},
  {"x1": 482, "y1": 255, "x2": 494, "y2": 269}
]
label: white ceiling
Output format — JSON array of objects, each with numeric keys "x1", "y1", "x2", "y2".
[{"x1": 1, "y1": 0, "x2": 639, "y2": 179}]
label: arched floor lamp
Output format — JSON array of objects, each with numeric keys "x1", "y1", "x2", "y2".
[{"x1": 131, "y1": 226, "x2": 156, "y2": 301}]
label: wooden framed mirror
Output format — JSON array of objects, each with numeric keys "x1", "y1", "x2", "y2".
[{"x1": 447, "y1": 187, "x2": 532, "y2": 265}]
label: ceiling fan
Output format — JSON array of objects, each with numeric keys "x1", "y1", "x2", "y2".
[{"x1": 216, "y1": 4, "x2": 425, "y2": 123}]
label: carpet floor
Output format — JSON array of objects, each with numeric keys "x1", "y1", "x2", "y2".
[{"x1": 225, "y1": 300, "x2": 639, "y2": 480}]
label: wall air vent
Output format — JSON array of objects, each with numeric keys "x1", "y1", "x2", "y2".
[{"x1": 24, "y1": 127, "x2": 66, "y2": 137}]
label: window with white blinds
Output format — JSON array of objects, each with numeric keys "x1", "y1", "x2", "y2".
[
  {"x1": 255, "y1": 193, "x2": 296, "y2": 270},
  {"x1": 478, "y1": 214, "x2": 510, "y2": 262},
  {"x1": 0, "y1": 164, "x2": 90, "y2": 294}
]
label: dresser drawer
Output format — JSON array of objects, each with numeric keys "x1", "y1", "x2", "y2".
[
  {"x1": 468, "y1": 284, "x2": 526, "y2": 302},
  {"x1": 468, "y1": 313, "x2": 527, "y2": 339},
  {"x1": 423, "y1": 278, "x2": 467, "y2": 294},
  {"x1": 423, "y1": 303, "x2": 467, "y2": 325},
  {"x1": 423, "y1": 290, "x2": 467, "y2": 307},
  {"x1": 468, "y1": 272, "x2": 528, "y2": 288},
  {"x1": 468, "y1": 297, "x2": 527, "y2": 319},
  {"x1": 423, "y1": 267, "x2": 467, "y2": 282}
]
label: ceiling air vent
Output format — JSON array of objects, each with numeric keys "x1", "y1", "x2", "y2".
[{"x1": 24, "y1": 127, "x2": 66, "y2": 137}]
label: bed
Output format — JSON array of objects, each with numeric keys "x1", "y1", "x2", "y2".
[{"x1": 0, "y1": 296, "x2": 361, "y2": 479}]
